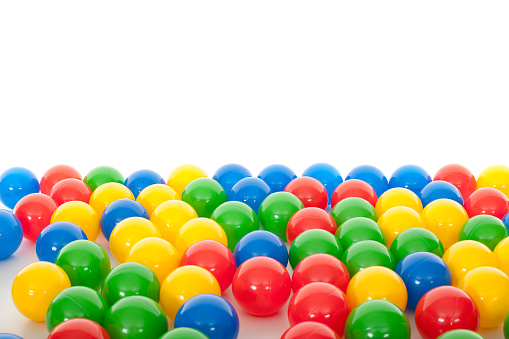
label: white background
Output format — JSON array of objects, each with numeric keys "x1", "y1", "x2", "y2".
[{"x1": 0, "y1": 1, "x2": 508, "y2": 338}]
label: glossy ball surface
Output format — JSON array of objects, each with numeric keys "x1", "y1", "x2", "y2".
[
  {"x1": 284, "y1": 176, "x2": 328, "y2": 209},
  {"x1": 437, "y1": 330, "x2": 484, "y2": 339},
  {"x1": 459, "y1": 214, "x2": 508, "y2": 250},
  {"x1": 49, "y1": 178, "x2": 92, "y2": 206},
  {"x1": 228, "y1": 177, "x2": 270, "y2": 214},
  {"x1": 13, "y1": 193, "x2": 57, "y2": 242},
  {"x1": 494, "y1": 237, "x2": 509, "y2": 276},
  {"x1": 287, "y1": 207, "x2": 337, "y2": 244},
  {"x1": 302, "y1": 163, "x2": 343, "y2": 202},
  {"x1": 136, "y1": 184, "x2": 177, "y2": 217},
  {"x1": 281, "y1": 322, "x2": 340, "y2": 339},
  {"x1": 377, "y1": 206, "x2": 425, "y2": 248},
  {"x1": 292, "y1": 253, "x2": 350, "y2": 293},
  {"x1": 420, "y1": 180, "x2": 464, "y2": 207},
  {"x1": 233, "y1": 230, "x2": 288, "y2": 268},
  {"x1": 434, "y1": 164, "x2": 476, "y2": 201},
  {"x1": 100, "y1": 198, "x2": 149, "y2": 241},
  {"x1": 167, "y1": 164, "x2": 207, "y2": 198},
  {"x1": 40, "y1": 165, "x2": 82, "y2": 195},
  {"x1": 0, "y1": 210, "x2": 23, "y2": 260},
  {"x1": 258, "y1": 191, "x2": 303, "y2": 241},
  {"x1": 390, "y1": 227, "x2": 444, "y2": 263},
  {"x1": 289, "y1": 229, "x2": 343, "y2": 269},
  {"x1": 336, "y1": 217, "x2": 385, "y2": 250},
  {"x1": 51, "y1": 201, "x2": 101, "y2": 241},
  {"x1": 124, "y1": 169, "x2": 166, "y2": 199},
  {"x1": 389, "y1": 164, "x2": 431, "y2": 196},
  {"x1": 150, "y1": 200, "x2": 198, "y2": 244},
  {"x1": 331, "y1": 179, "x2": 377, "y2": 209},
  {"x1": 330, "y1": 197, "x2": 377, "y2": 226},
  {"x1": 464, "y1": 187, "x2": 509, "y2": 219},
  {"x1": 88, "y1": 182, "x2": 134, "y2": 216},
  {"x1": 0, "y1": 167, "x2": 39, "y2": 209},
  {"x1": 174, "y1": 218, "x2": 227, "y2": 255},
  {"x1": 159, "y1": 328, "x2": 209, "y2": 339},
  {"x1": 345, "y1": 165, "x2": 388, "y2": 199},
  {"x1": 477, "y1": 164, "x2": 509, "y2": 199},
  {"x1": 47, "y1": 318, "x2": 110, "y2": 339},
  {"x1": 36, "y1": 221, "x2": 87, "y2": 263},
  {"x1": 258, "y1": 164, "x2": 297, "y2": 193},
  {"x1": 341, "y1": 240, "x2": 395, "y2": 277},
  {"x1": 83, "y1": 166, "x2": 124, "y2": 192},
  {"x1": 375, "y1": 187, "x2": 423, "y2": 216},
  {"x1": 181, "y1": 178, "x2": 227, "y2": 218},
  {"x1": 212, "y1": 163, "x2": 252, "y2": 193}
]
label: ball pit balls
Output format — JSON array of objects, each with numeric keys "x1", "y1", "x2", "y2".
[
  {"x1": 181, "y1": 178, "x2": 227, "y2": 218},
  {"x1": 11, "y1": 261, "x2": 71, "y2": 322},
  {"x1": 345, "y1": 165, "x2": 388, "y2": 199},
  {"x1": 83, "y1": 166, "x2": 124, "y2": 192},
  {"x1": 50, "y1": 201, "x2": 101, "y2": 241},
  {"x1": 228, "y1": 177, "x2": 271, "y2": 214},
  {"x1": 434, "y1": 164, "x2": 477, "y2": 201},
  {"x1": 101, "y1": 262, "x2": 160, "y2": 307},
  {"x1": 281, "y1": 322, "x2": 340, "y2": 339},
  {"x1": 415, "y1": 285, "x2": 479, "y2": 339},
  {"x1": 0, "y1": 209, "x2": 23, "y2": 260},
  {"x1": 89, "y1": 182, "x2": 135, "y2": 216},
  {"x1": 0, "y1": 334, "x2": 22, "y2": 339},
  {"x1": 100, "y1": 198, "x2": 149, "y2": 240},
  {"x1": 344, "y1": 299, "x2": 411, "y2": 339},
  {"x1": 477, "y1": 164, "x2": 509, "y2": 199},
  {"x1": 302, "y1": 163, "x2": 343, "y2": 202},
  {"x1": 258, "y1": 191, "x2": 303, "y2": 241},
  {"x1": 124, "y1": 169, "x2": 166, "y2": 199},
  {"x1": 284, "y1": 176, "x2": 328, "y2": 209},
  {"x1": 232, "y1": 256, "x2": 291, "y2": 316},
  {"x1": 49, "y1": 178, "x2": 93, "y2": 206},
  {"x1": 291, "y1": 253, "x2": 350, "y2": 293},
  {"x1": 212, "y1": 163, "x2": 252, "y2": 193},
  {"x1": 377, "y1": 205, "x2": 425, "y2": 248},
  {"x1": 46, "y1": 286, "x2": 108, "y2": 331},
  {"x1": 258, "y1": 164, "x2": 297, "y2": 193},
  {"x1": 286, "y1": 207, "x2": 337, "y2": 244},
  {"x1": 495, "y1": 237, "x2": 509, "y2": 276},
  {"x1": 341, "y1": 240, "x2": 396, "y2": 277},
  {"x1": 420, "y1": 180, "x2": 464, "y2": 207},
  {"x1": 375, "y1": 187, "x2": 423, "y2": 216},
  {"x1": 390, "y1": 227, "x2": 444, "y2": 263},
  {"x1": 167, "y1": 164, "x2": 207, "y2": 198},
  {"x1": 288, "y1": 282, "x2": 351, "y2": 337},
  {"x1": 289, "y1": 229, "x2": 343, "y2": 269},
  {"x1": 13, "y1": 193, "x2": 57, "y2": 242},
  {"x1": 36, "y1": 221, "x2": 87, "y2": 263},
  {"x1": 174, "y1": 218, "x2": 228, "y2": 255},
  {"x1": 335, "y1": 217, "x2": 385, "y2": 250},
  {"x1": 159, "y1": 328, "x2": 209, "y2": 339},
  {"x1": 437, "y1": 330, "x2": 485, "y2": 339},
  {"x1": 331, "y1": 179, "x2": 377, "y2": 209},
  {"x1": 330, "y1": 197, "x2": 377, "y2": 226},
  {"x1": 55, "y1": 240, "x2": 111, "y2": 290},
  {"x1": 389, "y1": 164, "x2": 432, "y2": 195},
  {"x1": 459, "y1": 214, "x2": 508, "y2": 250},
  {"x1": 40, "y1": 165, "x2": 82, "y2": 195},
  {"x1": 505, "y1": 312, "x2": 509, "y2": 339},
  {"x1": 47, "y1": 318, "x2": 110, "y2": 339},
  {"x1": 464, "y1": 187, "x2": 509, "y2": 219},
  {"x1": 0, "y1": 167, "x2": 39, "y2": 209},
  {"x1": 233, "y1": 230, "x2": 288, "y2": 268},
  {"x1": 136, "y1": 184, "x2": 178, "y2": 217},
  {"x1": 174, "y1": 294, "x2": 239, "y2": 339},
  {"x1": 150, "y1": 200, "x2": 198, "y2": 244}
]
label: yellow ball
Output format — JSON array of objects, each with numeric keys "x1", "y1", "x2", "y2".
[
  {"x1": 377, "y1": 206, "x2": 424, "y2": 248},
  {"x1": 493, "y1": 237, "x2": 509, "y2": 276},
  {"x1": 477, "y1": 164, "x2": 509, "y2": 199},
  {"x1": 150, "y1": 200, "x2": 198, "y2": 243},
  {"x1": 51, "y1": 201, "x2": 100, "y2": 241},
  {"x1": 442, "y1": 240, "x2": 497, "y2": 286},
  {"x1": 109, "y1": 217, "x2": 161, "y2": 264},
  {"x1": 458, "y1": 266, "x2": 509, "y2": 329},
  {"x1": 174, "y1": 218, "x2": 228, "y2": 255},
  {"x1": 160, "y1": 265, "x2": 221, "y2": 320},
  {"x1": 126, "y1": 237, "x2": 180, "y2": 284},
  {"x1": 375, "y1": 187, "x2": 423, "y2": 217},
  {"x1": 421, "y1": 198, "x2": 469, "y2": 250},
  {"x1": 11, "y1": 261, "x2": 71, "y2": 322},
  {"x1": 89, "y1": 182, "x2": 135, "y2": 216},
  {"x1": 136, "y1": 184, "x2": 178, "y2": 217},
  {"x1": 167, "y1": 164, "x2": 207, "y2": 198}
]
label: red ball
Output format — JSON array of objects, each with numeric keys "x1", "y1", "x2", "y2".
[
  {"x1": 49, "y1": 178, "x2": 92, "y2": 206},
  {"x1": 13, "y1": 193, "x2": 58, "y2": 242},
  {"x1": 288, "y1": 282, "x2": 351, "y2": 337},
  {"x1": 434, "y1": 164, "x2": 476, "y2": 201},
  {"x1": 232, "y1": 256, "x2": 291, "y2": 316},
  {"x1": 330, "y1": 179, "x2": 377, "y2": 209},
  {"x1": 292, "y1": 253, "x2": 350, "y2": 294},
  {"x1": 464, "y1": 187, "x2": 509, "y2": 219},
  {"x1": 180, "y1": 240, "x2": 236, "y2": 292},
  {"x1": 284, "y1": 177, "x2": 328, "y2": 210},
  {"x1": 48, "y1": 318, "x2": 110, "y2": 339},
  {"x1": 415, "y1": 285, "x2": 479, "y2": 339},
  {"x1": 40, "y1": 165, "x2": 82, "y2": 195},
  {"x1": 286, "y1": 208, "x2": 337, "y2": 244},
  {"x1": 281, "y1": 321, "x2": 340, "y2": 339}
]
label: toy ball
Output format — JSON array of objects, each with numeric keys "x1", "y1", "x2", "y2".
[
  {"x1": 182, "y1": 178, "x2": 227, "y2": 218},
  {"x1": 40, "y1": 165, "x2": 81, "y2": 195},
  {"x1": 83, "y1": 166, "x2": 124, "y2": 192},
  {"x1": 288, "y1": 282, "x2": 351, "y2": 337},
  {"x1": 51, "y1": 201, "x2": 101, "y2": 241},
  {"x1": 180, "y1": 240, "x2": 236, "y2": 292},
  {"x1": 212, "y1": 163, "x2": 252, "y2": 193},
  {"x1": 11, "y1": 261, "x2": 71, "y2": 322},
  {"x1": 331, "y1": 179, "x2": 377, "y2": 209},
  {"x1": 346, "y1": 266, "x2": 407, "y2": 311},
  {"x1": 103, "y1": 296, "x2": 168, "y2": 339},
  {"x1": 505, "y1": 311, "x2": 509, "y2": 339},
  {"x1": 375, "y1": 187, "x2": 423, "y2": 216},
  {"x1": 232, "y1": 256, "x2": 291, "y2": 316},
  {"x1": 13, "y1": 193, "x2": 57, "y2": 242},
  {"x1": 287, "y1": 207, "x2": 337, "y2": 244},
  {"x1": 336, "y1": 217, "x2": 385, "y2": 250},
  {"x1": 210, "y1": 201, "x2": 259, "y2": 252},
  {"x1": 389, "y1": 164, "x2": 431, "y2": 196},
  {"x1": 233, "y1": 230, "x2": 288, "y2": 268},
  {"x1": 101, "y1": 262, "x2": 160, "y2": 307},
  {"x1": 229, "y1": 177, "x2": 271, "y2": 214},
  {"x1": 136, "y1": 184, "x2": 178, "y2": 217},
  {"x1": 344, "y1": 299, "x2": 411, "y2": 339},
  {"x1": 174, "y1": 218, "x2": 227, "y2": 255},
  {"x1": 437, "y1": 330, "x2": 485, "y2": 339},
  {"x1": 174, "y1": 294, "x2": 239, "y2": 339},
  {"x1": 281, "y1": 322, "x2": 340, "y2": 339},
  {"x1": 89, "y1": 182, "x2": 135, "y2": 216},
  {"x1": 167, "y1": 164, "x2": 207, "y2": 198},
  {"x1": 330, "y1": 197, "x2": 377, "y2": 227},
  {"x1": 46, "y1": 286, "x2": 108, "y2": 331},
  {"x1": 0, "y1": 167, "x2": 39, "y2": 209},
  {"x1": 124, "y1": 169, "x2": 166, "y2": 199},
  {"x1": 346, "y1": 165, "x2": 388, "y2": 199},
  {"x1": 289, "y1": 229, "x2": 343, "y2": 269},
  {"x1": 494, "y1": 237, "x2": 509, "y2": 276},
  {"x1": 341, "y1": 240, "x2": 395, "y2": 277},
  {"x1": 159, "y1": 328, "x2": 209, "y2": 339},
  {"x1": 36, "y1": 221, "x2": 87, "y2": 263},
  {"x1": 377, "y1": 206, "x2": 425, "y2": 248},
  {"x1": 0, "y1": 209, "x2": 23, "y2": 260},
  {"x1": 100, "y1": 198, "x2": 149, "y2": 241},
  {"x1": 150, "y1": 200, "x2": 198, "y2": 244},
  {"x1": 434, "y1": 164, "x2": 477, "y2": 201},
  {"x1": 420, "y1": 180, "x2": 464, "y2": 207},
  {"x1": 459, "y1": 214, "x2": 508, "y2": 250},
  {"x1": 503, "y1": 210, "x2": 509, "y2": 230},
  {"x1": 390, "y1": 227, "x2": 444, "y2": 263},
  {"x1": 464, "y1": 187, "x2": 509, "y2": 219},
  {"x1": 47, "y1": 318, "x2": 110, "y2": 339},
  {"x1": 292, "y1": 253, "x2": 350, "y2": 293},
  {"x1": 284, "y1": 176, "x2": 328, "y2": 209},
  {"x1": 477, "y1": 164, "x2": 509, "y2": 199},
  {"x1": 258, "y1": 191, "x2": 304, "y2": 241},
  {"x1": 49, "y1": 178, "x2": 92, "y2": 206},
  {"x1": 302, "y1": 163, "x2": 343, "y2": 202},
  {"x1": 258, "y1": 164, "x2": 297, "y2": 193},
  {"x1": 0, "y1": 335, "x2": 23, "y2": 339},
  {"x1": 55, "y1": 239, "x2": 110, "y2": 290}
]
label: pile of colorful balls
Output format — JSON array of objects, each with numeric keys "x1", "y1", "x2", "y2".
[{"x1": 1, "y1": 163, "x2": 509, "y2": 339}]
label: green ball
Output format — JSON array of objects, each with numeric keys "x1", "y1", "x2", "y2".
[
  {"x1": 55, "y1": 240, "x2": 110, "y2": 290},
  {"x1": 258, "y1": 192, "x2": 304, "y2": 241},
  {"x1": 84, "y1": 166, "x2": 124, "y2": 192},
  {"x1": 504, "y1": 311, "x2": 509, "y2": 339},
  {"x1": 336, "y1": 217, "x2": 386, "y2": 250},
  {"x1": 331, "y1": 197, "x2": 377, "y2": 227},
  {"x1": 390, "y1": 227, "x2": 444, "y2": 263},
  {"x1": 289, "y1": 229, "x2": 343, "y2": 269},
  {"x1": 437, "y1": 329, "x2": 485, "y2": 339},
  {"x1": 210, "y1": 201, "x2": 259, "y2": 252},
  {"x1": 160, "y1": 328, "x2": 210, "y2": 339},
  {"x1": 101, "y1": 262, "x2": 160, "y2": 307},
  {"x1": 46, "y1": 286, "x2": 108, "y2": 332},
  {"x1": 103, "y1": 295, "x2": 168, "y2": 339},
  {"x1": 345, "y1": 299, "x2": 411, "y2": 339},
  {"x1": 341, "y1": 240, "x2": 395, "y2": 277},
  {"x1": 181, "y1": 178, "x2": 228, "y2": 218},
  {"x1": 459, "y1": 215, "x2": 508, "y2": 251}
]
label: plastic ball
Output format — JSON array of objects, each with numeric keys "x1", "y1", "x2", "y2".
[
  {"x1": 167, "y1": 164, "x2": 207, "y2": 198},
  {"x1": 181, "y1": 178, "x2": 227, "y2": 218},
  {"x1": 89, "y1": 182, "x2": 135, "y2": 216},
  {"x1": 390, "y1": 227, "x2": 444, "y2": 263},
  {"x1": 477, "y1": 164, "x2": 509, "y2": 199},
  {"x1": 331, "y1": 179, "x2": 377, "y2": 209},
  {"x1": 302, "y1": 163, "x2": 343, "y2": 202},
  {"x1": 174, "y1": 218, "x2": 228, "y2": 255},
  {"x1": 289, "y1": 229, "x2": 343, "y2": 269},
  {"x1": 389, "y1": 164, "x2": 432, "y2": 195},
  {"x1": 229, "y1": 177, "x2": 271, "y2": 214},
  {"x1": 288, "y1": 282, "x2": 351, "y2": 337},
  {"x1": 36, "y1": 221, "x2": 87, "y2": 263},
  {"x1": 281, "y1": 322, "x2": 340, "y2": 339},
  {"x1": 292, "y1": 253, "x2": 350, "y2": 293},
  {"x1": 464, "y1": 187, "x2": 509, "y2": 219},
  {"x1": 0, "y1": 334, "x2": 23, "y2": 339},
  {"x1": 150, "y1": 200, "x2": 198, "y2": 244},
  {"x1": 51, "y1": 201, "x2": 101, "y2": 241},
  {"x1": 0, "y1": 210, "x2": 23, "y2": 260},
  {"x1": 49, "y1": 178, "x2": 92, "y2": 206},
  {"x1": 55, "y1": 239, "x2": 110, "y2": 290},
  {"x1": 420, "y1": 180, "x2": 464, "y2": 207},
  {"x1": 258, "y1": 191, "x2": 304, "y2": 241},
  {"x1": 13, "y1": 193, "x2": 57, "y2": 242},
  {"x1": 284, "y1": 176, "x2": 328, "y2": 209},
  {"x1": 375, "y1": 187, "x2": 423, "y2": 216},
  {"x1": 233, "y1": 230, "x2": 288, "y2": 268},
  {"x1": 0, "y1": 167, "x2": 39, "y2": 209},
  {"x1": 100, "y1": 198, "x2": 149, "y2": 241},
  {"x1": 136, "y1": 184, "x2": 178, "y2": 217},
  {"x1": 258, "y1": 164, "x2": 297, "y2": 193},
  {"x1": 345, "y1": 165, "x2": 388, "y2": 199},
  {"x1": 335, "y1": 217, "x2": 385, "y2": 250},
  {"x1": 174, "y1": 294, "x2": 239, "y2": 339},
  {"x1": 503, "y1": 210, "x2": 509, "y2": 230},
  {"x1": 377, "y1": 206, "x2": 425, "y2": 248},
  {"x1": 47, "y1": 318, "x2": 110, "y2": 339},
  {"x1": 212, "y1": 163, "x2": 252, "y2": 193},
  {"x1": 505, "y1": 312, "x2": 509, "y2": 339},
  {"x1": 124, "y1": 169, "x2": 166, "y2": 199},
  {"x1": 459, "y1": 214, "x2": 508, "y2": 250},
  {"x1": 434, "y1": 164, "x2": 477, "y2": 201},
  {"x1": 40, "y1": 165, "x2": 82, "y2": 195},
  {"x1": 232, "y1": 256, "x2": 291, "y2": 316},
  {"x1": 287, "y1": 207, "x2": 337, "y2": 244},
  {"x1": 159, "y1": 328, "x2": 209, "y2": 339},
  {"x1": 11, "y1": 261, "x2": 71, "y2": 322},
  {"x1": 330, "y1": 197, "x2": 377, "y2": 227},
  {"x1": 437, "y1": 330, "x2": 485, "y2": 339},
  {"x1": 83, "y1": 166, "x2": 124, "y2": 192},
  {"x1": 341, "y1": 240, "x2": 395, "y2": 277},
  {"x1": 494, "y1": 237, "x2": 509, "y2": 276}
]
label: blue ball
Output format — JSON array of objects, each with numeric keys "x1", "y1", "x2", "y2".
[
  {"x1": 213, "y1": 164, "x2": 252, "y2": 193},
  {"x1": 124, "y1": 169, "x2": 165, "y2": 199},
  {"x1": 258, "y1": 164, "x2": 296, "y2": 193},
  {"x1": 234, "y1": 230, "x2": 288, "y2": 268},
  {"x1": 100, "y1": 199, "x2": 149, "y2": 240},
  {"x1": 346, "y1": 165, "x2": 388, "y2": 199},
  {"x1": 35, "y1": 221, "x2": 87, "y2": 263},
  {"x1": 395, "y1": 251, "x2": 452, "y2": 309},
  {"x1": 302, "y1": 163, "x2": 343, "y2": 202},
  {"x1": 503, "y1": 211, "x2": 509, "y2": 232},
  {"x1": 229, "y1": 177, "x2": 270, "y2": 214},
  {"x1": 0, "y1": 334, "x2": 23, "y2": 339},
  {"x1": 0, "y1": 167, "x2": 39, "y2": 209},
  {"x1": 389, "y1": 165, "x2": 432, "y2": 196},
  {"x1": 175, "y1": 294, "x2": 239, "y2": 339},
  {"x1": 0, "y1": 210, "x2": 23, "y2": 260},
  {"x1": 420, "y1": 181, "x2": 464, "y2": 207}
]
